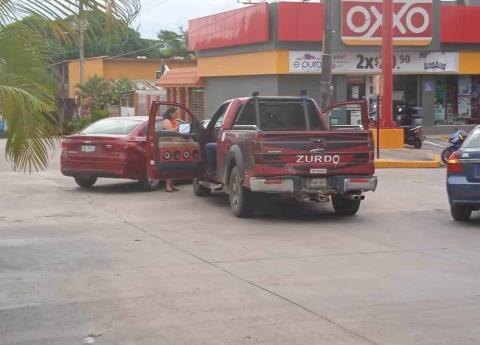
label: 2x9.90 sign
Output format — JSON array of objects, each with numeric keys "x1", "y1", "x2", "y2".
[{"x1": 342, "y1": 0, "x2": 433, "y2": 46}]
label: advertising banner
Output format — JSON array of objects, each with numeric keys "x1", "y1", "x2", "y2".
[{"x1": 289, "y1": 51, "x2": 459, "y2": 74}]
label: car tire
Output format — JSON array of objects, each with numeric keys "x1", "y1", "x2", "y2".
[
  {"x1": 229, "y1": 166, "x2": 255, "y2": 218},
  {"x1": 331, "y1": 195, "x2": 361, "y2": 216},
  {"x1": 414, "y1": 138, "x2": 423, "y2": 149},
  {"x1": 450, "y1": 204, "x2": 472, "y2": 221},
  {"x1": 74, "y1": 176, "x2": 97, "y2": 188},
  {"x1": 193, "y1": 179, "x2": 211, "y2": 197}
]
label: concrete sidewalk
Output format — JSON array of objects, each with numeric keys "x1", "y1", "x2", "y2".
[{"x1": 375, "y1": 148, "x2": 442, "y2": 168}]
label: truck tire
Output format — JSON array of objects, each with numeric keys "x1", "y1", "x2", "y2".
[
  {"x1": 193, "y1": 179, "x2": 211, "y2": 197},
  {"x1": 450, "y1": 204, "x2": 472, "y2": 221},
  {"x1": 229, "y1": 166, "x2": 255, "y2": 218},
  {"x1": 75, "y1": 176, "x2": 97, "y2": 188},
  {"x1": 331, "y1": 195, "x2": 361, "y2": 216}
]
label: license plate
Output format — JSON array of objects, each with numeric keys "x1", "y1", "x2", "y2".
[
  {"x1": 81, "y1": 145, "x2": 96, "y2": 153},
  {"x1": 306, "y1": 178, "x2": 327, "y2": 189}
]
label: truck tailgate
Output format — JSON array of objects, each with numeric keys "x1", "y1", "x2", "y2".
[{"x1": 257, "y1": 130, "x2": 374, "y2": 176}]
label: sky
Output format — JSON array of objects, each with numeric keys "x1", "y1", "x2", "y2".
[
  {"x1": 135, "y1": 0, "x2": 244, "y2": 39},
  {"x1": 135, "y1": 0, "x2": 319, "y2": 39}
]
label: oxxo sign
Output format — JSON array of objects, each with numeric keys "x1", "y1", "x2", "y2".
[{"x1": 342, "y1": 0, "x2": 433, "y2": 46}]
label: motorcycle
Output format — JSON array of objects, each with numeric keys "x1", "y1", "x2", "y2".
[
  {"x1": 441, "y1": 130, "x2": 468, "y2": 165},
  {"x1": 403, "y1": 125, "x2": 425, "y2": 149},
  {"x1": 396, "y1": 105, "x2": 425, "y2": 149}
]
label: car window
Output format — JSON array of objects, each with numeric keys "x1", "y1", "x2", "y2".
[
  {"x1": 462, "y1": 130, "x2": 480, "y2": 149},
  {"x1": 235, "y1": 103, "x2": 256, "y2": 126},
  {"x1": 81, "y1": 118, "x2": 142, "y2": 135},
  {"x1": 140, "y1": 120, "x2": 166, "y2": 136},
  {"x1": 235, "y1": 101, "x2": 324, "y2": 131}
]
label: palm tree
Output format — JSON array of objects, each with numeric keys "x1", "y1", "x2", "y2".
[{"x1": 0, "y1": 1, "x2": 140, "y2": 172}]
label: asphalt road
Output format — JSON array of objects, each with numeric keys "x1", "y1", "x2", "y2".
[{"x1": 1, "y1": 139, "x2": 479, "y2": 345}]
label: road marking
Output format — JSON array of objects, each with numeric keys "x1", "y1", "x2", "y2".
[{"x1": 424, "y1": 140, "x2": 446, "y2": 148}]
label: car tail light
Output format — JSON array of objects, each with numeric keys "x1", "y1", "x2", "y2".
[
  {"x1": 253, "y1": 141, "x2": 264, "y2": 163},
  {"x1": 447, "y1": 151, "x2": 463, "y2": 174},
  {"x1": 61, "y1": 141, "x2": 68, "y2": 150}
]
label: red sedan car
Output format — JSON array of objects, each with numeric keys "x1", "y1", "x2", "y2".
[{"x1": 61, "y1": 116, "x2": 163, "y2": 190}]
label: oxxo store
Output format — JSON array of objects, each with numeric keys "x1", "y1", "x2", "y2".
[{"x1": 188, "y1": 1, "x2": 480, "y2": 131}]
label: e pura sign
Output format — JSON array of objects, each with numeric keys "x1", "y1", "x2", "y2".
[{"x1": 341, "y1": 0, "x2": 433, "y2": 46}]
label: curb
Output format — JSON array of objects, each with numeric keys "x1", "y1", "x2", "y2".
[{"x1": 375, "y1": 155, "x2": 442, "y2": 169}]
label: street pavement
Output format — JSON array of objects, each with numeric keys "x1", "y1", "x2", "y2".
[{"x1": 1, "y1": 139, "x2": 480, "y2": 345}]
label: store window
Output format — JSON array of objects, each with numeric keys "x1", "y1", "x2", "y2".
[{"x1": 434, "y1": 76, "x2": 480, "y2": 125}]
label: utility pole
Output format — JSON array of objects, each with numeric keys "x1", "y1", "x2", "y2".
[
  {"x1": 320, "y1": 0, "x2": 333, "y2": 110},
  {"x1": 380, "y1": 0, "x2": 396, "y2": 128},
  {"x1": 78, "y1": 0, "x2": 86, "y2": 85}
]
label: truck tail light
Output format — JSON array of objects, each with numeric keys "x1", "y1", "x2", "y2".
[
  {"x1": 447, "y1": 151, "x2": 463, "y2": 174},
  {"x1": 253, "y1": 141, "x2": 264, "y2": 163}
]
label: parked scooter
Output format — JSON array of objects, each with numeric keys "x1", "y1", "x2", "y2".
[
  {"x1": 396, "y1": 105, "x2": 425, "y2": 149},
  {"x1": 441, "y1": 130, "x2": 468, "y2": 165}
]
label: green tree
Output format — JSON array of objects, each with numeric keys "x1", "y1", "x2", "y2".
[
  {"x1": 157, "y1": 27, "x2": 193, "y2": 59},
  {"x1": 0, "y1": 0, "x2": 140, "y2": 172},
  {"x1": 76, "y1": 76, "x2": 113, "y2": 114}
]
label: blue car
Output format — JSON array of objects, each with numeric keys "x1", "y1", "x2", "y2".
[{"x1": 447, "y1": 126, "x2": 480, "y2": 221}]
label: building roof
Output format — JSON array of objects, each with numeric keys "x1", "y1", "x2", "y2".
[{"x1": 156, "y1": 66, "x2": 204, "y2": 88}]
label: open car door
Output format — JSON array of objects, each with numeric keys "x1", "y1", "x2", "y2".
[
  {"x1": 322, "y1": 100, "x2": 369, "y2": 130},
  {"x1": 146, "y1": 101, "x2": 205, "y2": 182}
]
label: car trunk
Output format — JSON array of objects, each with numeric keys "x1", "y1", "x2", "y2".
[
  {"x1": 63, "y1": 135, "x2": 130, "y2": 161},
  {"x1": 462, "y1": 150, "x2": 480, "y2": 183},
  {"x1": 257, "y1": 130, "x2": 374, "y2": 176}
]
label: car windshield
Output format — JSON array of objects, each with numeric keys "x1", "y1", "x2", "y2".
[
  {"x1": 462, "y1": 130, "x2": 480, "y2": 149},
  {"x1": 81, "y1": 118, "x2": 142, "y2": 135}
]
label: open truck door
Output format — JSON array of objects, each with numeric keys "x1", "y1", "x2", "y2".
[{"x1": 146, "y1": 101, "x2": 205, "y2": 183}]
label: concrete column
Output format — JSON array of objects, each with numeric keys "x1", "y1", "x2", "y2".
[{"x1": 421, "y1": 76, "x2": 436, "y2": 127}]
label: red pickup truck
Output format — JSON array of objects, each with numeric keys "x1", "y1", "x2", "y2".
[{"x1": 146, "y1": 96, "x2": 377, "y2": 218}]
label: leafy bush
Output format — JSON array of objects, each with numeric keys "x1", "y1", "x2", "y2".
[{"x1": 63, "y1": 110, "x2": 110, "y2": 135}]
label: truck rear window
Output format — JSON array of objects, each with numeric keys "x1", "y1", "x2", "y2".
[{"x1": 236, "y1": 101, "x2": 325, "y2": 131}]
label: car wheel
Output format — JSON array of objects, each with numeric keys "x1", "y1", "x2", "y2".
[
  {"x1": 441, "y1": 148, "x2": 453, "y2": 165},
  {"x1": 331, "y1": 195, "x2": 361, "y2": 216},
  {"x1": 193, "y1": 179, "x2": 211, "y2": 197},
  {"x1": 229, "y1": 166, "x2": 255, "y2": 218},
  {"x1": 414, "y1": 138, "x2": 423, "y2": 149},
  {"x1": 74, "y1": 176, "x2": 97, "y2": 188},
  {"x1": 450, "y1": 204, "x2": 472, "y2": 221}
]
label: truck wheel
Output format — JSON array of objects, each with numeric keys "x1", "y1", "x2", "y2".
[
  {"x1": 229, "y1": 166, "x2": 255, "y2": 218},
  {"x1": 450, "y1": 205, "x2": 472, "y2": 221},
  {"x1": 75, "y1": 176, "x2": 97, "y2": 188},
  {"x1": 193, "y1": 179, "x2": 211, "y2": 197},
  {"x1": 331, "y1": 195, "x2": 361, "y2": 216}
]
